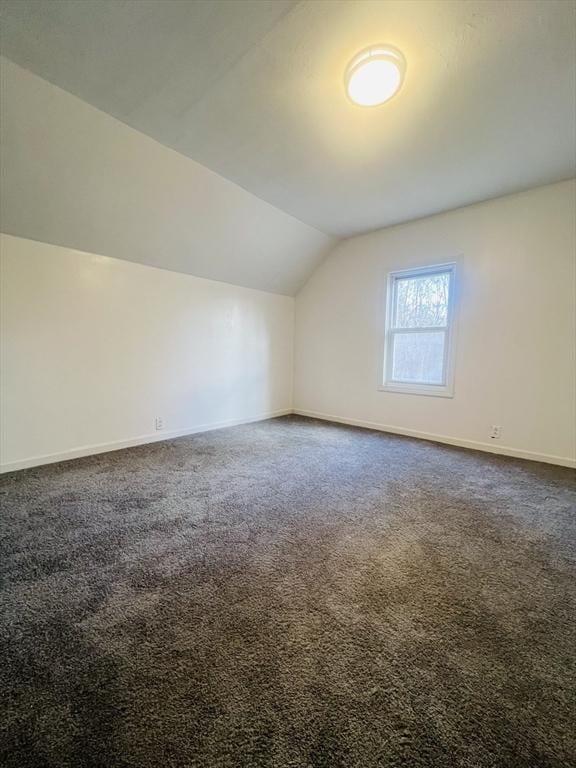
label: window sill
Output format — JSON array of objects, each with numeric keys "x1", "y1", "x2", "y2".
[{"x1": 378, "y1": 383, "x2": 454, "y2": 398}]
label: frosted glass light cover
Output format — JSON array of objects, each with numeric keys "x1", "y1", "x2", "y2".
[{"x1": 346, "y1": 46, "x2": 405, "y2": 107}]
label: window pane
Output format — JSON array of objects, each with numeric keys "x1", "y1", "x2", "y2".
[
  {"x1": 391, "y1": 331, "x2": 445, "y2": 384},
  {"x1": 395, "y1": 272, "x2": 450, "y2": 328}
]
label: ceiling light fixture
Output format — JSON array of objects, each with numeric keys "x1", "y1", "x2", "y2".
[{"x1": 345, "y1": 45, "x2": 406, "y2": 107}]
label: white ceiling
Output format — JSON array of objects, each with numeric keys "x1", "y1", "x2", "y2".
[
  {"x1": 1, "y1": 0, "x2": 575, "y2": 237},
  {"x1": 1, "y1": 58, "x2": 333, "y2": 295}
]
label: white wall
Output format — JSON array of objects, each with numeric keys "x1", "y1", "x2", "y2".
[
  {"x1": 0, "y1": 234, "x2": 294, "y2": 472},
  {"x1": 0, "y1": 57, "x2": 334, "y2": 296},
  {"x1": 294, "y1": 180, "x2": 576, "y2": 467}
]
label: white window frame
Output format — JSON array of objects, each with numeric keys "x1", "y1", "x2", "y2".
[{"x1": 380, "y1": 262, "x2": 457, "y2": 398}]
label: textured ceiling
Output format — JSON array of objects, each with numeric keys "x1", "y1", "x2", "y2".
[{"x1": 1, "y1": 0, "x2": 575, "y2": 237}]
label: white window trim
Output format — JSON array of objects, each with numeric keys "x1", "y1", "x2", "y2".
[{"x1": 379, "y1": 262, "x2": 457, "y2": 398}]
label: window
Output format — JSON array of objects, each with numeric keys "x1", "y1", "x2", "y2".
[{"x1": 381, "y1": 263, "x2": 456, "y2": 397}]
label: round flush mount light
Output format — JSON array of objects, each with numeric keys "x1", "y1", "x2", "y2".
[{"x1": 345, "y1": 45, "x2": 406, "y2": 107}]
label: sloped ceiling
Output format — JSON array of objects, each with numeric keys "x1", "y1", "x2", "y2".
[
  {"x1": 1, "y1": 0, "x2": 574, "y2": 240},
  {"x1": 0, "y1": 58, "x2": 334, "y2": 295}
]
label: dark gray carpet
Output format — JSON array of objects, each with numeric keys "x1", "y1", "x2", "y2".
[{"x1": 1, "y1": 415, "x2": 575, "y2": 768}]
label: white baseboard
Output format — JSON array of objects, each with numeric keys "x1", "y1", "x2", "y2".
[
  {"x1": 0, "y1": 409, "x2": 292, "y2": 473},
  {"x1": 3, "y1": 407, "x2": 574, "y2": 472},
  {"x1": 293, "y1": 409, "x2": 576, "y2": 469}
]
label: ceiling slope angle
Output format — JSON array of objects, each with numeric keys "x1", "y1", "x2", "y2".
[
  {"x1": 0, "y1": 57, "x2": 335, "y2": 296},
  {"x1": 1, "y1": 0, "x2": 575, "y2": 238}
]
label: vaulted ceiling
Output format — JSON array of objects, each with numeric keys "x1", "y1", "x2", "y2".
[{"x1": 2, "y1": 0, "x2": 574, "y2": 239}]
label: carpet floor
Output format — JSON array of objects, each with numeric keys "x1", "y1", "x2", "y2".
[{"x1": 1, "y1": 415, "x2": 575, "y2": 768}]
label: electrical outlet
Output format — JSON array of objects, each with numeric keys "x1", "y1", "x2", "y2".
[
  {"x1": 490, "y1": 425, "x2": 501, "y2": 440},
  {"x1": 155, "y1": 416, "x2": 165, "y2": 431}
]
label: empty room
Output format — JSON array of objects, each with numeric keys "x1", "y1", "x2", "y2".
[{"x1": 1, "y1": 1, "x2": 575, "y2": 766}]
